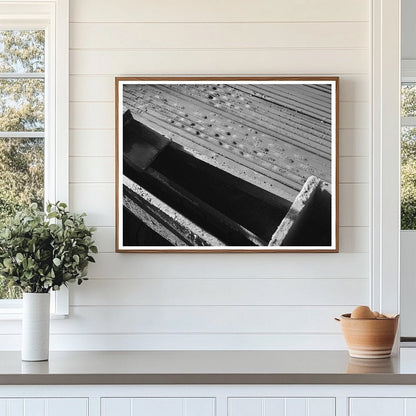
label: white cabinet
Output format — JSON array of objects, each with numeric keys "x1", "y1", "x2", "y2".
[
  {"x1": 228, "y1": 398, "x2": 335, "y2": 416},
  {"x1": 5, "y1": 385, "x2": 416, "y2": 416},
  {"x1": 0, "y1": 398, "x2": 88, "y2": 416},
  {"x1": 101, "y1": 397, "x2": 215, "y2": 416},
  {"x1": 350, "y1": 398, "x2": 416, "y2": 416}
]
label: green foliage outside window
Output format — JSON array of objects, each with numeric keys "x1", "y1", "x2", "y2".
[
  {"x1": 401, "y1": 128, "x2": 416, "y2": 229},
  {"x1": 0, "y1": 30, "x2": 45, "y2": 298},
  {"x1": 402, "y1": 83, "x2": 416, "y2": 230}
]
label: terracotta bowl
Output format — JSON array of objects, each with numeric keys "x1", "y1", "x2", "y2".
[
  {"x1": 337, "y1": 313, "x2": 399, "y2": 359},
  {"x1": 347, "y1": 357, "x2": 394, "y2": 373}
]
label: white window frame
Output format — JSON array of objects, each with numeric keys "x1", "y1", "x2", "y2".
[
  {"x1": 371, "y1": 0, "x2": 401, "y2": 324},
  {"x1": 0, "y1": 0, "x2": 69, "y2": 317}
]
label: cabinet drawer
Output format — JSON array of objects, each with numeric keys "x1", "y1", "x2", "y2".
[
  {"x1": 350, "y1": 398, "x2": 416, "y2": 416},
  {"x1": 101, "y1": 397, "x2": 215, "y2": 416},
  {"x1": 228, "y1": 397, "x2": 335, "y2": 416},
  {"x1": 0, "y1": 398, "x2": 88, "y2": 416}
]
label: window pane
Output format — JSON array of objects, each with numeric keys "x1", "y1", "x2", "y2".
[
  {"x1": 401, "y1": 127, "x2": 416, "y2": 230},
  {"x1": 0, "y1": 30, "x2": 45, "y2": 73},
  {"x1": 0, "y1": 78, "x2": 44, "y2": 132},
  {"x1": 0, "y1": 137, "x2": 43, "y2": 299},
  {"x1": 0, "y1": 137, "x2": 44, "y2": 217},
  {"x1": 402, "y1": 83, "x2": 416, "y2": 117},
  {"x1": 0, "y1": 284, "x2": 22, "y2": 300}
]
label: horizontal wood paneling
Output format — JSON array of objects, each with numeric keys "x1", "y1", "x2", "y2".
[
  {"x1": 69, "y1": 183, "x2": 114, "y2": 226},
  {"x1": 0, "y1": 333, "x2": 347, "y2": 351},
  {"x1": 69, "y1": 157, "x2": 114, "y2": 183},
  {"x1": 339, "y1": 102, "x2": 369, "y2": 129},
  {"x1": 70, "y1": 76, "x2": 115, "y2": 102},
  {"x1": 339, "y1": 227, "x2": 369, "y2": 253},
  {"x1": 70, "y1": 49, "x2": 368, "y2": 76},
  {"x1": 339, "y1": 157, "x2": 369, "y2": 183},
  {"x1": 54, "y1": 0, "x2": 373, "y2": 350},
  {"x1": 0, "y1": 306, "x2": 356, "y2": 335},
  {"x1": 69, "y1": 130, "x2": 115, "y2": 157},
  {"x1": 70, "y1": 278, "x2": 368, "y2": 306},
  {"x1": 339, "y1": 129, "x2": 369, "y2": 157},
  {"x1": 50, "y1": 305, "x2": 356, "y2": 334},
  {"x1": 70, "y1": 22, "x2": 368, "y2": 49},
  {"x1": 70, "y1": 102, "x2": 113, "y2": 129},
  {"x1": 69, "y1": 0, "x2": 369, "y2": 23},
  {"x1": 86, "y1": 253, "x2": 369, "y2": 279},
  {"x1": 339, "y1": 184, "x2": 369, "y2": 227},
  {"x1": 69, "y1": 75, "x2": 368, "y2": 103},
  {"x1": 92, "y1": 227, "x2": 115, "y2": 253}
]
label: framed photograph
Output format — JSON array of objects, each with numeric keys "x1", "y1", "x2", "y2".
[{"x1": 115, "y1": 77, "x2": 339, "y2": 252}]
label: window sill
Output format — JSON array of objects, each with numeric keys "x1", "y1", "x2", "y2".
[{"x1": 0, "y1": 287, "x2": 69, "y2": 319}]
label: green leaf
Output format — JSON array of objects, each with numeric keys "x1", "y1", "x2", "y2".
[
  {"x1": 3, "y1": 258, "x2": 12, "y2": 268},
  {"x1": 90, "y1": 245, "x2": 98, "y2": 254},
  {"x1": 64, "y1": 219, "x2": 74, "y2": 227},
  {"x1": 53, "y1": 258, "x2": 61, "y2": 267}
]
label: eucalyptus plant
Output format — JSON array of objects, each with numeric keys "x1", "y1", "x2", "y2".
[{"x1": 0, "y1": 202, "x2": 97, "y2": 293}]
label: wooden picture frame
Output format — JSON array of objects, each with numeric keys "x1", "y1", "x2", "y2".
[{"x1": 115, "y1": 77, "x2": 339, "y2": 253}]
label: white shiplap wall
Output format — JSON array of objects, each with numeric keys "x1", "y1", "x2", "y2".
[{"x1": 36, "y1": 0, "x2": 371, "y2": 350}]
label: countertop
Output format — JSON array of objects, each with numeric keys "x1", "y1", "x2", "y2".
[{"x1": 2, "y1": 349, "x2": 416, "y2": 385}]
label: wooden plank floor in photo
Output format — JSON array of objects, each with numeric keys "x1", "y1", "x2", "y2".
[{"x1": 123, "y1": 83, "x2": 332, "y2": 204}]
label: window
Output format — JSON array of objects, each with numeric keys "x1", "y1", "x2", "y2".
[
  {"x1": 401, "y1": 64, "x2": 416, "y2": 230},
  {"x1": 400, "y1": 62, "x2": 416, "y2": 339},
  {"x1": 0, "y1": 29, "x2": 45, "y2": 299},
  {"x1": 0, "y1": 0, "x2": 68, "y2": 314}
]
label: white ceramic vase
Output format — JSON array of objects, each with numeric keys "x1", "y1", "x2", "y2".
[{"x1": 22, "y1": 292, "x2": 50, "y2": 361}]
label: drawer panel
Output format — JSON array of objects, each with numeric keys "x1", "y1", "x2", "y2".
[
  {"x1": 101, "y1": 397, "x2": 215, "y2": 416},
  {"x1": 349, "y1": 398, "x2": 416, "y2": 416},
  {"x1": 0, "y1": 398, "x2": 88, "y2": 416},
  {"x1": 228, "y1": 397, "x2": 335, "y2": 416}
]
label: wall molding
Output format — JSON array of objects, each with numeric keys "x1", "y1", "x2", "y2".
[{"x1": 371, "y1": 0, "x2": 401, "y2": 315}]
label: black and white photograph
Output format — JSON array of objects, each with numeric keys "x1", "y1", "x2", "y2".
[{"x1": 116, "y1": 78, "x2": 338, "y2": 252}]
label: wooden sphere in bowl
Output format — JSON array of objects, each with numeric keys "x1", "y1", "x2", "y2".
[
  {"x1": 339, "y1": 313, "x2": 399, "y2": 359},
  {"x1": 350, "y1": 306, "x2": 376, "y2": 319}
]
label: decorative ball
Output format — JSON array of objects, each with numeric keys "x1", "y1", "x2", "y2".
[{"x1": 351, "y1": 305, "x2": 376, "y2": 319}]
